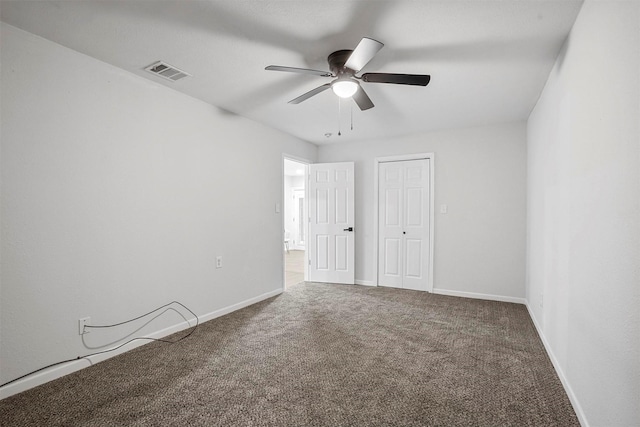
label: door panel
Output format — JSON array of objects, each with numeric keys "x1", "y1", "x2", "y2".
[
  {"x1": 385, "y1": 189, "x2": 401, "y2": 226},
  {"x1": 384, "y1": 238, "x2": 401, "y2": 276},
  {"x1": 335, "y1": 235, "x2": 348, "y2": 271},
  {"x1": 405, "y1": 239, "x2": 422, "y2": 276},
  {"x1": 405, "y1": 187, "x2": 423, "y2": 227},
  {"x1": 316, "y1": 235, "x2": 329, "y2": 270},
  {"x1": 316, "y1": 169, "x2": 329, "y2": 182},
  {"x1": 335, "y1": 187, "x2": 349, "y2": 224},
  {"x1": 308, "y1": 162, "x2": 355, "y2": 284},
  {"x1": 336, "y1": 169, "x2": 348, "y2": 183},
  {"x1": 316, "y1": 189, "x2": 329, "y2": 223}
]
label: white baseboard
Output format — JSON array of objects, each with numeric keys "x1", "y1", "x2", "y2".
[
  {"x1": 525, "y1": 302, "x2": 588, "y2": 427},
  {"x1": 355, "y1": 279, "x2": 375, "y2": 287},
  {"x1": 432, "y1": 288, "x2": 526, "y2": 304},
  {"x1": 198, "y1": 288, "x2": 282, "y2": 324},
  {"x1": 0, "y1": 288, "x2": 282, "y2": 400}
]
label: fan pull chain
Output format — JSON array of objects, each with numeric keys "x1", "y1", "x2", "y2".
[{"x1": 351, "y1": 104, "x2": 354, "y2": 131}]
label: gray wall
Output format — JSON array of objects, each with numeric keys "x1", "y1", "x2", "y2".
[
  {"x1": 526, "y1": 1, "x2": 640, "y2": 425},
  {"x1": 318, "y1": 122, "x2": 527, "y2": 300},
  {"x1": 0, "y1": 23, "x2": 317, "y2": 395}
]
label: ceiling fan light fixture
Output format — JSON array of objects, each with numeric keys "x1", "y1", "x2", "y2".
[
  {"x1": 331, "y1": 79, "x2": 359, "y2": 98},
  {"x1": 269, "y1": 37, "x2": 430, "y2": 110}
]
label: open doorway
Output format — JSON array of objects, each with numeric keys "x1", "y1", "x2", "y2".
[{"x1": 283, "y1": 158, "x2": 308, "y2": 289}]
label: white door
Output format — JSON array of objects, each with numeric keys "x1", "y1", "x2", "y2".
[
  {"x1": 378, "y1": 159, "x2": 430, "y2": 291},
  {"x1": 308, "y1": 162, "x2": 355, "y2": 284}
]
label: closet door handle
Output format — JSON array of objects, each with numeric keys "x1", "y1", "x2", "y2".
[{"x1": 343, "y1": 227, "x2": 353, "y2": 232}]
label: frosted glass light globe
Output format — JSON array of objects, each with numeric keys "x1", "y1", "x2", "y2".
[{"x1": 331, "y1": 79, "x2": 359, "y2": 98}]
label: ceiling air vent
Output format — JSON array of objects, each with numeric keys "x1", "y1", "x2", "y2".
[{"x1": 144, "y1": 61, "x2": 191, "y2": 82}]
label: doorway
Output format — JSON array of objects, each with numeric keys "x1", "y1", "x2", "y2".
[
  {"x1": 375, "y1": 154, "x2": 435, "y2": 292},
  {"x1": 283, "y1": 158, "x2": 308, "y2": 289}
]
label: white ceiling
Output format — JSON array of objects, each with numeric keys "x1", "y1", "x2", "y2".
[{"x1": 0, "y1": 0, "x2": 583, "y2": 145}]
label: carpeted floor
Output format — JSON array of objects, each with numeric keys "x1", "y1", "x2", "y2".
[{"x1": 0, "y1": 283, "x2": 579, "y2": 426}]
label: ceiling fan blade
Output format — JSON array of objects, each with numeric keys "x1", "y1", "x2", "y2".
[
  {"x1": 344, "y1": 37, "x2": 384, "y2": 72},
  {"x1": 266, "y1": 65, "x2": 332, "y2": 77},
  {"x1": 361, "y1": 73, "x2": 431, "y2": 86},
  {"x1": 352, "y1": 86, "x2": 375, "y2": 111},
  {"x1": 288, "y1": 83, "x2": 332, "y2": 104}
]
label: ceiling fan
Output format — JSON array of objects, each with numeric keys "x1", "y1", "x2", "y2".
[{"x1": 266, "y1": 37, "x2": 430, "y2": 111}]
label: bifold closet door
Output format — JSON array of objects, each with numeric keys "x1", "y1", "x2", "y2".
[{"x1": 378, "y1": 159, "x2": 430, "y2": 291}]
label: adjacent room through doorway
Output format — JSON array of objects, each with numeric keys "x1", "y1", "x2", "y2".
[{"x1": 283, "y1": 158, "x2": 308, "y2": 289}]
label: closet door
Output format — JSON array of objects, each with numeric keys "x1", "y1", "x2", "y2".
[{"x1": 378, "y1": 159, "x2": 430, "y2": 291}]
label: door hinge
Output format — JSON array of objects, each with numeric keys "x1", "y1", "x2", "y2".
[{"x1": 308, "y1": 259, "x2": 311, "y2": 265}]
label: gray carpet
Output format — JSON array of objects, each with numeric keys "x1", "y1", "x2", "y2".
[{"x1": 0, "y1": 283, "x2": 579, "y2": 426}]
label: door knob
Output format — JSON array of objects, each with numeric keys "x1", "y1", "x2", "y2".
[{"x1": 343, "y1": 227, "x2": 354, "y2": 232}]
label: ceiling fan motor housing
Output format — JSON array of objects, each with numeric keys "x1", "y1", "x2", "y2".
[{"x1": 328, "y1": 50, "x2": 355, "y2": 76}]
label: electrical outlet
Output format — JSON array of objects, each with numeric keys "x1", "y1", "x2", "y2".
[
  {"x1": 539, "y1": 294, "x2": 544, "y2": 308},
  {"x1": 216, "y1": 256, "x2": 222, "y2": 269},
  {"x1": 79, "y1": 317, "x2": 90, "y2": 335}
]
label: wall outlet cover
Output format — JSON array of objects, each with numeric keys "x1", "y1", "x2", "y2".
[{"x1": 79, "y1": 317, "x2": 90, "y2": 335}]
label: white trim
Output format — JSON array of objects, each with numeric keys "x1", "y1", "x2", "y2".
[
  {"x1": 355, "y1": 279, "x2": 375, "y2": 287},
  {"x1": 199, "y1": 288, "x2": 282, "y2": 323},
  {"x1": 428, "y1": 155, "x2": 435, "y2": 292},
  {"x1": 525, "y1": 302, "x2": 589, "y2": 427},
  {"x1": 432, "y1": 288, "x2": 526, "y2": 305},
  {"x1": 0, "y1": 288, "x2": 282, "y2": 400},
  {"x1": 373, "y1": 159, "x2": 380, "y2": 285},
  {"x1": 373, "y1": 153, "x2": 435, "y2": 292}
]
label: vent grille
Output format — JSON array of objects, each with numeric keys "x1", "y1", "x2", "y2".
[{"x1": 144, "y1": 61, "x2": 191, "y2": 82}]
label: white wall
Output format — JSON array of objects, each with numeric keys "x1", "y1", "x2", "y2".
[
  {"x1": 0, "y1": 23, "x2": 316, "y2": 395},
  {"x1": 318, "y1": 122, "x2": 527, "y2": 300},
  {"x1": 526, "y1": 1, "x2": 640, "y2": 425}
]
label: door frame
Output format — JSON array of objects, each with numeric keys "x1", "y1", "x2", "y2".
[
  {"x1": 373, "y1": 153, "x2": 435, "y2": 291},
  {"x1": 282, "y1": 154, "x2": 311, "y2": 290}
]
